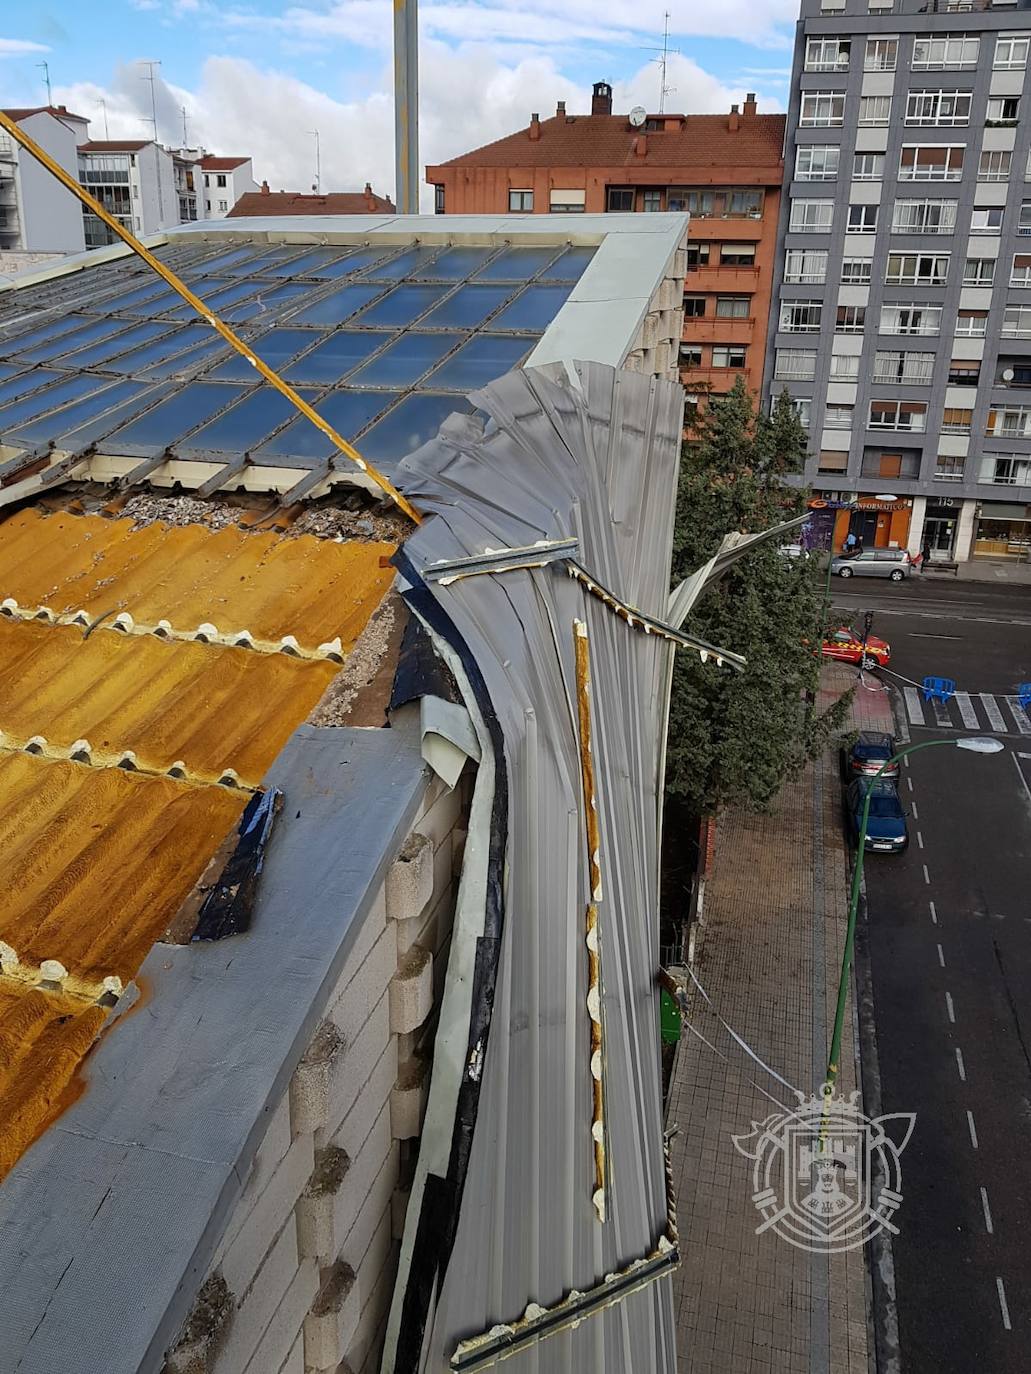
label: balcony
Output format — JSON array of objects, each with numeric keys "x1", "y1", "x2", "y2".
[
  {"x1": 685, "y1": 265, "x2": 760, "y2": 293},
  {"x1": 683, "y1": 318, "x2": 755, "y2": 345},
  {"x1": 680, "y1": 365, "x2": 751, "y2": 389}
]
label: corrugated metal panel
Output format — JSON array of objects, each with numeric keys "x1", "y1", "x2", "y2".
[{"x1": 385, "y1": 362, "x2": 683, "y2": 1373}]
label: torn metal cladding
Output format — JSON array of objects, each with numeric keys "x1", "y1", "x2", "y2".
[
  {"x1": 572, "y1": 620, "x2": 603, "y2": 904},
  {"x1": 0, "y1": 109, "x2": 421, "y2": 527},
  {"x1": 565, "y1": 562, "x2": 746, "y2": 671},
  {"x1": 423, "y1": 538, "x2": 580, "y2": 585}
]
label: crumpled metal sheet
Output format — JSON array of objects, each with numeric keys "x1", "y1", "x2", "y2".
[{"x1": 384, "y1": 361, "x2": 683, "y2": 1373}]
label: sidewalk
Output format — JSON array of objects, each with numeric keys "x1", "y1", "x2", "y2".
[
  {"x1": 668, "y1": 663, "x2": 891, "y2": 1374},
  {"x1": 930, "y1": 558, "x2": 1031, "y2": 584}
]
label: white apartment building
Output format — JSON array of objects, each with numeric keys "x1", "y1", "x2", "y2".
[
  {"x1": 0, "y1": 107, "x2": 88, "y2": 266},
  {"x1": 199, "y1": 156, "x2": 258, "y2": 218}
]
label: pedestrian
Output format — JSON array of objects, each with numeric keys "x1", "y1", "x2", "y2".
[
  {"x1": 921, "y1": 538, "x2": 931, "y2": 574},
  {"x1": 844, "y1": 530, "x2": 858, "y2": 555}
]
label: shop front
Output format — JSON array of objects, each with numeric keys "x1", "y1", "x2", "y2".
[
  {"x1": 924, "y1": 500, "x2": 960, "y2": 560},
  {"x1": 973, "y1": 501, "x2": 1031, "y2": 560},
  {"x1": 807, "y1": 494, "x2": 912, "y2": 555}
]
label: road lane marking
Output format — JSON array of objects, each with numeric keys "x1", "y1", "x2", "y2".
[
  {"x1": 917, "y1": 831, "x2": 924, "y2": 849},
  {"x1": 981, "y1": 1187, "x2": 994, "y2": 1235},
  {"x1": 923, "y1": 863, "x2": 931, "y2": 885},
  {"x1": 911, "y1": 632, "x2": 962, "y2": 640},
  {"x1": 1019, "y1": 752, "x2": 1031, "y2": 760},
  {"x1": 1012, "y1": 752, "x2": 1031, "y2": 810},
  {"x1": 903, "y1": 755, "x2": 910, "y2": 769},
  {"x1": 1004, "y1": 696, "x2": 1031, "y2": 736},
  {"x1": 903, "y1": 687, "x2": 925, "y2": 726},
  {"x1": 946, "y1": 992, "x2": 955, "y2": 1023},
  {"x1": 956, "y1": 1047, "x2": 966, "y2": 1081},
  {"x1": 938, "y1": 943, "x2": 946, "y2": 967},
  {"x1": 980, "y1": 694, "x2": 1006, "y2": 732},
  {"x1": 907, "y1": 776, "x2": 914, "y2": 793},
  {"x1": 932, "y1": 698, "x2": 953, "y2": 728},
  {"x1": 929, "y1": 900, "x2": 938, "y2": 924},
  {"x1": 955, "y1": 691, "x2": 979, "y2": 729},
  {"x1": 967, "y1": 1111, "x2": 979, "y2": 1149},
  {"x1": 912, "y1": 801, "x2": 919, "y2": 819},
  {"x1": 997, "y1": 1277, "x2": 1012, "y2": 1331}
]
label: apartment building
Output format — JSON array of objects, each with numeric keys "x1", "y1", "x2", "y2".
[
  {"x1": 199, "y1": 154, "x2": 258, "y2": 218},
  {"x1": 0, "y1": 107, "x2": 88, "y2": 262},
  {"x1": 427, "y1": 82, "x2": 785, "y2": 407},
  {"x1": 78, "y1": 140, "x2": 178, "y2": 247},
  {"x1": 764, "y1": 0, "x2": 1031, "y2": 561}
]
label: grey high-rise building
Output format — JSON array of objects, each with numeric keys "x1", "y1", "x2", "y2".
[{"x1": 763, "y1": 0, "x2": 1031, "y2": 563}]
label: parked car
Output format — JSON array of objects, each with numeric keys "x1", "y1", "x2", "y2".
[
  {"x1": 832, "y1": 548, "x2": 911, "y2": 581},
  {"x1": 821, "y1": 626, "x2": 891, "y2": 668},
  {"x1": 841, "y1": 731, "x2": 899, "y2": 782},
  {"x1": 845, "y1": 778, "x2": 909, "y2": 853}
]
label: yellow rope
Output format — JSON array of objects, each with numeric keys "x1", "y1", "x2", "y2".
[{"x1": 0, "y1": 111, "x2": 422, "y2": 525}]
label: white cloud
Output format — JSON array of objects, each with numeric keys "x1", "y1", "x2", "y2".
[{"x1": 0, "y1": 38, "x2": 51, "y2": 56}]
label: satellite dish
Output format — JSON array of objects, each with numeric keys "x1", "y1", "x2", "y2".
[
  {"x1": 1003, "y1": 367, "x2": 1015, "y2": 382},
  {"x1": 629, "y1": 106, "x2": 647, "y2": 128}
]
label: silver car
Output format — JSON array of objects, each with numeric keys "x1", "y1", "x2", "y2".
[{"x1": 832, "y1": 549, "x2": 912, "y2": 581}]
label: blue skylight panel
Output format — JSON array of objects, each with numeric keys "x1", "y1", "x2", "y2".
[
  {"x1": 360, "y1": 393, "x2": 474, "y2": 463},
  {"x1": 282, "y1": 331, "x2": 393, "y2": 384},
  {"x1": 352, "y1": 285, "x2": 450, "y2": 328},
  {"x1": 474, "y1": 247, "x2": 561, "y2": 281},
  {"x1": 539, "y1": 246, "x2": 596, "y2": 281},
  {"x1": 414, "y1": 248, "x2": 494, "y2": 280},
  {"x1": 16, "y1": 318, "x2": 125, "y2": 364},
  {"x1": 490, "y1": 285, "x2": 572, "y2": 331},
  {"x1": 220, "y1": 284, "x2": 312, "y2": 323},
  {"x1": 56, "y1": 323, "x2": 173, "y2": 369},
  {"x1": 102, "y1": 325, "x2": 212, "y2": 375},
  {"x1": 417, "y1": 285, "x2": 514, "y2": 330},
  {"x1": 421, "y1": 334, "x2": 533, "y2": 391},
  {"x1": 208, "y1": 328, "x2": 316, "y2": 381},
  {"x1": 311, "y1": 249, "x2": 397, "y2": 279},
  {"x1": 347, "y1": 333, "x2": 461, "y2": 388},
  {"x1": 178, "y1": 386, "x2": 316, "y2": 453},
  {"x1": 4, "y1": 380, "x2": 149, "y2": 447},
  {"x1": 98, "y1": 383, "x2": 244, "y2": 452},
  {"x1": 0, "y1": 374, "x2": 100, "y2": 433},
  {"x1": 290, "y1": 284, "x2": 386, "y2": 326},
  {"x1": 255, "y1": 390, "x2": 399, "y2": 461}
]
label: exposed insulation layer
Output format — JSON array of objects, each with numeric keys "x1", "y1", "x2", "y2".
[
  {"x1": 0, "y1": 752, "x2": 246, "y2": 979},
  {"x1": 0, "y1": 619, "x2": 337, "y2": 783},
  {"x1": 0, "y1": 510, "x2": 396, "y2": 649},
  {"x1": 0, "y1": 982, "x2": 107, "y2": 1180}
]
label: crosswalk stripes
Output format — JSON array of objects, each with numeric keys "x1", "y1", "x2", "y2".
[
  {"x1": 904, "y1": 686, "x2": 924, "y2": 727},
  {"x1": 931, "y1": 698, "x2": 953, "y2": 728},
  {"x1": 955, "y1": 691, "x2": 979, "y2": 730},
  {"x1": 896, "y1": 686, "x2": 1031, "y2": 737},
  {"x1": 1004, "y1": 697, "x2": 1031, "y2": 737},
  {"x1": 980, "y1": 693, "x2": 1006, "y2": 732}
]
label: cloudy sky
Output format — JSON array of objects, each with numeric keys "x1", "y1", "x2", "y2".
[{"x1": 3, "y1": 1, "x2": 795, "y2": 207}]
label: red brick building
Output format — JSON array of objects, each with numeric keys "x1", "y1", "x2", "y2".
[
  {"x1": 228, "y1": 182, "x2": 395, "y2": 217},
  {"x1": 427, "y1": 82, "x2": 785, "y2": 409}
]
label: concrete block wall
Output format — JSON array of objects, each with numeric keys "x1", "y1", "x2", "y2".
[
  {"x1": 163, "y1": 766, "x2": 470, "y2": 1374},
  {"x1": 625, "y1": 244, "x2": 687, "y2": 384}
]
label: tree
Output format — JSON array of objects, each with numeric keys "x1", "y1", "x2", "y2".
[{"x1": 665, "y1": 379, "x2": 851, "y2": 817}]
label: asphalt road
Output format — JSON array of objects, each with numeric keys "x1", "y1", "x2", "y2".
[{"x1": 850, "y1": 578, "x2": 1031, "y2": 1371}]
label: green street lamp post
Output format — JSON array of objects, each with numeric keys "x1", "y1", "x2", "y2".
[{"x1": 824, "y1": 735, "x2": 1005, "y2": 1104}]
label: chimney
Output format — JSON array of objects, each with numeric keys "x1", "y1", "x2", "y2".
[
  {"x1": 529, "y1": 112, "x2": 541, "y2": 141},
  {"x1": 728, "y1": 104, "x2": 740, "y2": 132},
  {"x1": 743, "y1": 92, "x2": 757, "y2": 116},
  {"x1": 592, "y1": 81, "x2": 613, "y2": 117},
  {"x1": 633, "y1": 134, "x2": 648, "y2": 158},
  {"x1": 556, "y1": 99, "x2": 566, "y2": 117},
  {"x1": 364, "y1": 181, "x2": 375, "y2": 210},
  {"x1": 260, "y1": 179, "x2": 269, "y2": 194}
]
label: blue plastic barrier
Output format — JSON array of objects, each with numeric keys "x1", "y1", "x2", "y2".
[
  {"x1": 1018, "y1": 682, "x2": 1031, "y2": 712},
  {"x1": 922, "y1": 676, "x2": 956, "y2": 705}
]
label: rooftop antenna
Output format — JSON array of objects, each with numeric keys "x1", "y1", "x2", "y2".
[
  {"x1": 311, "y1": 128, "x2": 321, "y2": 193},
  {"x1": 37, "y1": 61, "x2": 52, "y2": 106},
  {"x1": 640, "y1": 11, "x2": 679, "y2": 114},
  {"x1": 99, "y1": 98, "x2": 110, "y2": 140},
  {"x1": 181, "y1": 104, "x2": 189, "y2": 146},
  {"x1": 139, "y1": 60, "x2": 165, "y2": 222},
  {"x1": 393, "y1": 0, "x2": 419, "y2": 213}
]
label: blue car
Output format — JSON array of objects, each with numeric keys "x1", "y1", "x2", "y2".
[{"x1": 845, "y1": 778, "x2": 909, "y2": 854}]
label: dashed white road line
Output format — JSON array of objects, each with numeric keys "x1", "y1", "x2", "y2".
[
  {"x1": 911, "y1": 801, "x2": 919, "y2": 819},
  {"x1": 981, "y1": 1186, "x2": 995, "y2": 1235},
  {"x1": 967, "y1": 1110, "x2": 979, "y2": 1149},
  {"x1": 997, "y1": 1277, "x2": 1012, "y2": 1331},
  {"x1": 917, "y1": 831, "x2": 925, "y2": 849},
  {"x1": 929, "y1": 900, "x2": 938, "y2": 925},
  {"x1": 956, "y1": 1047, "x2": 966, "y2": 1081},
  {"x1": 938, "y1": 943, "x2": 946, "y2": 968},
  {"x1": 1013, "y1": 752, "x2": 1031, "y2": 809},
  {"x1": 907, "y1": 775, "x2": 914, "y2": 794},
  {"x1": 923, "y1": 863, "x2": 931, "y2": 885},
  {"x1": 946, "y1": 991, "x2": 955, "y2": 1023}
]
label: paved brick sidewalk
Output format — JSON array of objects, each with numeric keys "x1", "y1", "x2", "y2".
[{"x1": 668, "y1": 663, "x2": 890, "y2": 1374}]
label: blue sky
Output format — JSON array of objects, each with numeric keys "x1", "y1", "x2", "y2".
[{"x1": 3, "y1": 2, "x2": 797, "y2": 203}]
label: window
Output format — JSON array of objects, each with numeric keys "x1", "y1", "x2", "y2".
[
  {"x1": 716, "y1": 296, "x2": 750, "y2": 318},
  {"x1": 880, "y1": 303, "x2": 942, "y2": 335},
  {"x1": 912, "y1": 35, "x2": 979, "y2": 68},
  {"x1": 830, "y1": 354, "x2": 861, "y2": 379},
  {"x1": 217, "y1": 199, "x2": 228, "y2": 212},
  {"x1": 667, "y1": 188, "x2": 690, "y2": 212},
  {"x1": 805, "y1": 37, "x2": 851, "y2": 70},
  {"x1": 685, "y1": 191, "x2": 716, "y2": 217},
  {"x1": 780, "y1": 300, "x2": 823, "y2": 332},
  {"x1": 905, "y1": 90, "x2": 971, "y2": 125},
  {"x1": 836, "y1": 305, "x2": 866, "y2": 333},
  {"x1": 720, "y1": 242, "x2": 756, "y2": 265},
  {"x1": 964, "y1": 257, "x2": 995, "y2": 285},
  {"x1": 824, "y1": 404, "x2": 854, "y2": 429},
  {"x1": 892, "y1": 200, "x2": 957, "y2": 234},
  {"x1": 643, "y1": 189, "x2": 662, "y2": 213},
  {"x1": 956, "y1": 309, "x2": 988, "y2": 336},
  {"x1": 790, "y1": 200, "x2": 834, "y2": 233},
  {"x1": 607, "y1": 188, "x2": 634, "y2": 212},
  {"x1": 852, "y1": 152, "x2": 884, "y2": 180},
  {"x1": 216, "y1": 174, "x2": 227, "y2": 188},
  {"x1": 1003, "y1": 305, "x2": 1031, "y2": 337},
  {"x1": 859, "y1": 95, "x2": 892, "y2": 126},
  {"x1": 203, "y1": 173, "x2": 210, "y2": 187},
  {"x1": 791, "y1": 397, "x2": 813, "y2": 428},
  {"x1": 986, "y1": 97, "x2": 1020, "y2": 125},
  {"x1": 979, "y1": 455, "x2": 1031, "y2": 485},
  {"x1": 869, "y1": 399, "x2": 928, "y2": 432},
  {"x1": 727, "y1": 189, "x2": 763, "y2": 215},
  {"x1": 865, "y1": 37, "x2": 898, "y2": 71},
  {"x1": 847, "y1": 204, "x2": 878, "y2": 234},
  {"x1": 948, "y1": 360, "x2": 980, "y2": 385},
  {"x1": 995, "y1": 34, "x2": 1030, "y2": 69},
  {"x1": 1013, "y1": 253, "x2": 1031, "y2": 286},
  {"x1": 818, "y1": 451, "x2": 849, "y2": 473},
  {"x1": 433, "y1": 184, "x2": 445, "y2": 214},
  {"x1": 775, "y1": 349, "x2": 818, "y2": 380},
  {"x1": 509, "y1": 189, "x2": 533, "y2": 212},
  {"x1": 1020, "y1": 202, "x2": 1031, "y2": 235},
  {"x1": 680, "y1": 188, "x2": 763, "y2": 218},
  {"x1": 873, "y1": 351, "x2": 936, "y2": 383},
  {"x1": 795, "y1": 145, "x2": 840, "y2": 181},
  {"x1": 899, "y1": 145, "x2": 965, "y2": 180},
  {"x1": 885, "y1": 253, "x2": 948, "y2": 285},
  {"x1": 205, "y1": 198, "x2": 211, "y2": 211},
  {"x1": 686, "y1": 241, "x2": 710, "y2": 267},
  {"x1": 550, "y1": 190, "x2": 585, "y2": 212},
  {"x1": 784, "y1": 250, "x2": 828, "y2": 283},
  {"x1": 970, "y1": 208, "x2": 1004, "y2": 235},
  {"x1": 978, "y1": 150, "x2": 1012, "y2": 182},
  {"x1": 935, "y1": 455, "x2": 965, "y2": 481},
  {"x1": 684, "y1": 296, "x2": 706, "y2": 318},
  {"x1": 800, "y1": 92, "x2": 846, "y2": 127},
  {"x1": 1002, "y1": 361, "x2": 1031, "y2": 384},
  {"x1": 986, "y1": 406, "x2": 1031, "y2": 437},
  {"x1": 841, "y1": 258, "x2": 873, "y2": 283},
  {"x1": 942, "y1": 407, "x2": 973, "y2": 433},
  {"x1": 712, "y1": 346, "x2": 747, "y2": 368},
  {"x1": 680, "y1": 345, "x2": 703, "y2": 367}
]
